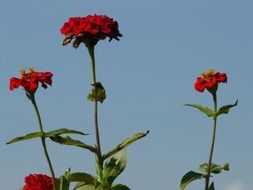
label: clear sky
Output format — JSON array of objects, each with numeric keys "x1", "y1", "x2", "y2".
[{"x1": 1, "y1": 0, "x2": 253, "y2": 190}]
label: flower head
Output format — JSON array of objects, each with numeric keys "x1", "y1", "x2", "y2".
[
  {"x1": 22, "y1": 174, "x2": 56, "y2": 190},
  {"x1": 10, "y1": 68, "x2": 53, "y2": 94},
  {"x1": 194, "y1": 69, "x2": 227, "y2": 93},
  {"x1": 60, "y1": 14, "x2": 122, "y2": 48}
]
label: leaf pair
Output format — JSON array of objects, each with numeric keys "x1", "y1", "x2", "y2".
[
  {"x1": 199, "y1": 163, "x2": 229, "y2": 174},
  {"x1": 185, "y1": 100, "x2": 238, "y2": 118}
]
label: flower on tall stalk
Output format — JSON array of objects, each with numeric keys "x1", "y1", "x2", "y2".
[
  {"x1": 60, "y1": 14, "x2": 122, "y2": 48},
  {"x1": 194, "y1": 69, "x2": 227, "y2": 93},
  {"x1": 9, "y1": 68, "x2": 53, "y2": 94},
  {"x1": 180, "y1": 69, "x2": 237, "y2": 190},
  {"x1": 22, "y1": 174, "x2": 56, "y2": 190},
  {"x1": 55, "y1": 14, "x2": 148, "y2": 190}
]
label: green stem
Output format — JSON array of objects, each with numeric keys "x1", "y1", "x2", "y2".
[
  {"x1": 30, "y1": 94, "x2": 56, "y2": 190},
  {"x1": 205, "y1": 93, "x2": 217, "y2": 190},
  {"x1": 87, "y1": 45, "x2": 103, "y2": 166}
]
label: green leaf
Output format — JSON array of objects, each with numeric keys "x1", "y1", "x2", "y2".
[
  {"x1": 185, "y1": 104, "x2": 215, "y2": 117},
  {"x1": 68, "y1": 172, "x2": 95, "y2": 185},
  {"x1": 7, "y1": 128, "x2": 87, "y2": 145},
  {"x1": 103, "y1": 130, "x2": 149, "y2": 160},
  {"x1": 45, "y1": 128, "x2": 87, "y2": 137},
  {"x1": 87, "y1": 82, "x2": 106, "y2": 103},
  {"x1": 103, "y1": 149, "x2": 127, "y2": 185},
  {"x1": 57, "y1": 175, "x2": 70, "y2": 190},
  {"x1": 208, "y1": 182, "x2": 215, "y2": 190},
  {"x1": 7, "y1": 132, "x2": 44, "y2": 144},
  {"x1": 199, "y1": 163, "x2": 230, "y2": 174},
  {"x1": 74, "y1": 184, "x2": 95, "y2": 190},
  {"x1": 112, "y1": 184, "x2": 131, "y2": 190},
  {"x1": 180, "y1": 171, "x2": 204, "y2": 190},
  {"x1": 223, "y1": 163, "x2": 229, "y2": 171},
  {"x1": 217, "y1": 100, "x2": 238, "y2": 116},
  {"x1": 50, "y1": 135, "x2": 97, "y2": 153}
]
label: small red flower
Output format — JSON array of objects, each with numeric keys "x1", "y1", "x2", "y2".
[
  {"x1": 22, "y1": 174, "x2": 56, "y2": 190},
  {"x1": 60, "y1": 14, "x2": 122, "y2": 48},
  {"x1": 194, "y1": 69, "x2": 227, "y2": 93},
  {"x1": 10, "y1": 68, "x2": 53, "y2": 94}
]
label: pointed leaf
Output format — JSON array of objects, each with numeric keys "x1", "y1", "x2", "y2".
[
  {"x1": 7, "y1": 132, "x2": 44, "y2": 144},
  {"x1": 180, "y1": 171, "x2": 204, "y2": 190},
  {"x1": 217, "y1": 100, "x2": 238, "y2": 116},
  {"x1": 6, "y1": 128, "x2": 87, "y2": 145},
  {"x1": 185, "y1": 104, "x2": 215, "y2": 117},
  {"x1": 103, "y1": 149, "x2": 127, "y2": 185},
  {"x1": 45, "y1": 128, "x2": 88, "y2": 137},
  {"x1": 50, "y1": 135, "x2": 97, "y2": 153},
  {"x1": 103, "y1": 130, "x2": 149, "y2": 160},
  {"x1": 208, "y1": 182, "x2": 215, "y2": 190},
  {"x1": 112, "y1": 184, "x2": 131, "y2": 190}
]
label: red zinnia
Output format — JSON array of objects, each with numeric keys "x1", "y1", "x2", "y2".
[
  {"x1": 22, "y1": 174, "x2": 56, "y2": 190},
  {"x1": 194, "y1": 69, "x2": 227, "y2": 93},
  {"x1": 60, "y1": 14, "x2": 122, "y2": 48},
  {"x1": 10, "y1": 68, "x2": 53, "y2": 94}
]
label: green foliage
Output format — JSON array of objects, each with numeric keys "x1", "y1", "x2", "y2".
[
  {"x1": 7, "y1": 128, "x2": 86, "y2": 144},
  {"x1": 217, "y1": 100, "x2": 238, "y2": 116},
  {"x1": 103, "y1": 131, "x2": 149, "y2": 160},
  {"x1": 199, "y1": 163, "x2": 229, "y2": 174},
  {"x1": 180, "y1": 171, "x2": 204, "y2": 190},
  {"x1": 68, "y1": 172, "x2": 95, "y2": 184},
  {"x1": 74, "y1": 184, "x2": 95, "y2": 190},
  {"x1": 87, "y1": 82, "x2": 106, "y2": 103},
  {"x1": 57, "y1": 169, "x2": 96, "y2": 190},
  {"x1": 102, "y1": 149, "x2": 127, "y2": 185},
  {"x1": 185, "y1": 104, "x2": 215, "y2": 117},
  {"x1": 111, "y1": 184, "x2": 131, "y2": 190},
  {"x1": 50, "y1": 135, "x2": 97, "y2": 153},
  {"x1": 57, "y1": 175, "x2": 70, "y2": 190}
]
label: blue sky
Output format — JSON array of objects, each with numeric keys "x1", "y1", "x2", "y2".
[{"x1": 1, "y1": 0, "x2": 253, "y2": 189}]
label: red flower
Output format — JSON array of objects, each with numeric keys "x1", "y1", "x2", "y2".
[
  {"x1": 10, "y1": 68, "x2": 53, "y2": 94},
  {"x1": 22, "y1": 174, "x2": 56, "y2": 190},
  {"x1": 60, "y1": 14, "x2": 122, "y2": 48},
  {"x1": 194, "y1": 69, "x2": 227, "y2": 93}
]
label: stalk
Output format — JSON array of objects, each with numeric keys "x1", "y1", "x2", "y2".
[
  {"x1": 87, "y1": 45, "x2": 103, "y2": 166},
  {"x1": 205, "y1": 93, "x2": 217, "y2": 190},
  {"x1": 30, "y1": 94, "x2": 56, "y2": 190}
]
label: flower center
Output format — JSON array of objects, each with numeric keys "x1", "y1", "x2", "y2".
[{"x1": 201, "y1": 69, "x2": 215, "y2": 81}]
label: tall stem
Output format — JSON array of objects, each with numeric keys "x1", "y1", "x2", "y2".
[
  {"x1": 205, "y1": 93, "x2": 217, "y2": 190},
  {"x1": 30, "y1": 94, "x2": 56, "y2": 190},
  {"x1": 87, "y1": 45, "x2": 102, "y2": 164}
]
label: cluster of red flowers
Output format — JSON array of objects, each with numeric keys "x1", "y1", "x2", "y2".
[
  {"x1": 60, "y1": 14, "x2": 122, "y2": 47},
  {"x1": 194, "y1": 69, "x2": 227, "y2": 93},
  {"x1": 22, "y1": 174, "x2": 54, "y2": 190},
  {"x1": 9, "y1": 68, "x2": 53, "y2": 94}
]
